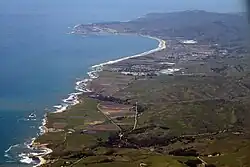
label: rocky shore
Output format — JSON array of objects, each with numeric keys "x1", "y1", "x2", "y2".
[
  {"x1": 32, "y1": 11, "x2": 250, "y2": 167},
  {"x1": 30, "y1": 32, "x2": 167, "y2": 167}
]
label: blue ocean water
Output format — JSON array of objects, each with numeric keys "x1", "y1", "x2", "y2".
[
  {"x1": 0, "y1": 1, "x2": 160, "y2": 166},
  {"x1": 0, "y1": 0, "x2": 241, "y2": 166}
]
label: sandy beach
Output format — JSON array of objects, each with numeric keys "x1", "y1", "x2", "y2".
[
  {"x1": 91, "y1": 36, "x2": 166, "y2": 69},
  {"x1": 32, "y1": 35, "x2": 166, "y2": 167}
]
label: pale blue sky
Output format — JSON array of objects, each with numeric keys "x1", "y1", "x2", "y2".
[
  {"x1": 0, "y1": 0, "x2": 245, "y2": 22},
  {"x1": 101, "y1": 0, "x2": 244, "y2": 13}
]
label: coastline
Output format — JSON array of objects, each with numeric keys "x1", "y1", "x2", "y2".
[
  {"x1": 91, "y1": 35, "x2": 166, "y2": 69},
  {"x1": 30, "y1": 34, "x2": 166, "y2": 167},
  {"x1": 2, "y1": 10, "x2": 248, "y2": 167}
]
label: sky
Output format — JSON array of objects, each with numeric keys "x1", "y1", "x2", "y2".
[
  {"x1": 0, "y1": 0, "x2": 244, "y2": 13},
  {"x1": 103, "y1": 0, "x2": 244, "y2": 13}
]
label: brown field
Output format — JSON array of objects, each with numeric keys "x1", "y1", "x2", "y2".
[
  {"x1": 52, "y1": 122, "x2": 67, "y2": 129},
  {"x1": 87, "y1": 124, "x2": 119, "y2": 131},
  {"x1": 99, "y1": 102, "x2": 134, "y2": 118}
]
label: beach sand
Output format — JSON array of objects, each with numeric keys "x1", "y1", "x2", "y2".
[{"x1": 32, "y1": 35, "x2": 166, "y2": 167}]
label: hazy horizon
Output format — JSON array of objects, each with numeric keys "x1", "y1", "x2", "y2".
[
  {"x1": 0, "y1": 0, "x2": 247, "y2": 166},
  {"x1": 0, "y1": 0, "x2": 245, "y2": 23}
]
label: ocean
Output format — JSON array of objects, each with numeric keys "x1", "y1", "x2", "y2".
[
  {"x1": 0, "y1": 0, "x2": 241, "y2": 166},
  {"x1": 0, "y1": 1, "x2": 160, "y2": 166}
]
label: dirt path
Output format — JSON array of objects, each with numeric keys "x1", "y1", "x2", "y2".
[{"x1": 97, "y1": 103, "x2": 122, "y2": 131}]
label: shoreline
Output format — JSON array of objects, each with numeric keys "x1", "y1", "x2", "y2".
[
  {"x1": 29, "y1": 34, "x2": 166, "y2": 167},
  {"x1": 91, "y1": 35, "x2": 166, "y2": 69}
]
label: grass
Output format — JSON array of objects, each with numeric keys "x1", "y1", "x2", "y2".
[
  {"x1": 113, "y1": 75, "x2": 250, "y2": 136},
  {"x1": 37, "y1": 97, "x2": 117, "y2": 158},
  {"x1": 66, "y1": 149, "x2": 188, "y2": 167},
  {"x1": 35, "y1": 131, "x2": 65, "y2": 146},
  {"x1": 200, "y1": 135, "x2": 250, "y2": 167},
  {"x1": 39, "y1": 11, "x2": 250, "y2": 167},
  {"x1": 46, "y1": 97, "x2": 107, "y2": 130},
  {"x1": 88, "y1": 70, "x2": 134, "y2": 96},
  {"x1": 115, "y1": 75, "x2": 250, "y2": 104},
  {"x1": 38, "y1": 75, "x2": 250, "y2": 167},
  {"x1": 41, "y1": 147, "x2": 192, "y2": 167},
  {"x1": 136, "y1": 99, "x2": 250, "y2": 136}
]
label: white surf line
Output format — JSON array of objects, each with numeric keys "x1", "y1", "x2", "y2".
[
  {"x1": 33, "y1": 147, "x2": 53, "y2": 167},
  {"x1": 32, "y1": 35, "x2": 166, "y2": 167},
  {"x1": 91, "y1": 35, "x2": 166, "y2": 69}
]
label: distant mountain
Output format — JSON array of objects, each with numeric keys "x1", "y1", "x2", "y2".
[{"x1": 96, "y1": 10, "x2": 249, "y2": 46}]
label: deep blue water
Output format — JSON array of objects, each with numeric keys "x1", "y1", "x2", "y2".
[{"x1": 0, "y1": 0, "x2": 241, "y2": 166}]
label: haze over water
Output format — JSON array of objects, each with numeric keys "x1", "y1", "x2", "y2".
[{"x1": 0, "y1": 0, "x2": 242, "y2": 166}]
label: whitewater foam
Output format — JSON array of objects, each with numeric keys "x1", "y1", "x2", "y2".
[
  {"x1": 91, "y1": 36, "x2": 166, "y2": 69},
  {"x1": 5, "y1": 144, "x2": 20, "y2": 153},
  {"x1": 19, "y1": 153, "x2": 33, "y2": 164},
  {"x1": 29, "y1": 34, "x2": 166, "y2": 167}
]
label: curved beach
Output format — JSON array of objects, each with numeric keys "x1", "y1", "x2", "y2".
[
  {"x1": 91, "y1": 36, "x2": 166, "y2": 69},
  {"x1": 31, "y1": 35, "x2": 166, "y2": 167}
]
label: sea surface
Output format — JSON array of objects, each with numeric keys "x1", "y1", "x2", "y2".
[
  {"x1": 0, "y1": 0, "x2": 241, "y2": 166},
  {"x1": 0, "y1": 1, "x2": 160, "y2": 166}
]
